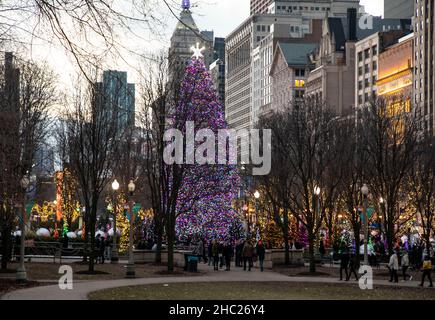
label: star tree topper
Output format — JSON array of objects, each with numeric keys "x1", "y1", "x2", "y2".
[{"x1": 191, "y1": 42, "x2": 205, "y2": 60}]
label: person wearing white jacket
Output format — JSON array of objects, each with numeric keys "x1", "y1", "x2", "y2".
[
  {"x1": 388, "y1": 250, "x2": 399, "y2": 283},
  {"x1": 401, "y1": 251, "x2": 412, "y2": 281}
]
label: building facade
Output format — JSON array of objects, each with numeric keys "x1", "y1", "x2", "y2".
[
  {"x1": 384, "y1": 0, "x2": 414, "y2": 19},
  {"x1": 377, "y1": 33, "x2": 413, "y2": 115},
  {"x1": 306, "y1": 10, "x2": 412, "y2": 116},
  {"x1": 210, "y1": 59, "x2": 226, "y2": 106},
  {"x1": 251, "y1": 0, "x2": 272, "y2": 15},
  {"x1": 270, "y1": 42, "x2": 317, "y2": 112},
  {"x1": 355, "y1": 29, "x2": 412, "y2": 109},
  {"x1": 414, "y1": 0, "x2": 435, "y2": 132}
]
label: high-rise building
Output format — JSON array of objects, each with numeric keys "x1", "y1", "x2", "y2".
[
  {"x1": 251, "y1": 0, "x2": 271, "y2": 14},
  {"x1": 169, "y1": 0, "x2": 214, "y2": 81},
  {"x1": 210, "y1": 59, "x2": 226, "y2": 106},
  {"x1": 414, "y1": 0, "x2": 434, "y2": 132},
  {"x1": 94, "y1": 70, "x2": 135, "y2": 134},
  {"x1": 384, "y1": 0, "x2": 414, "y2": 19},
  {"x1": 213, "y1": 37, "x2": 226, "y2": 61}
]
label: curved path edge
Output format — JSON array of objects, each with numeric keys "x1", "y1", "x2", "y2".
[{"x1": 2, "y1": 269, "x2": 433, "y2": 300}]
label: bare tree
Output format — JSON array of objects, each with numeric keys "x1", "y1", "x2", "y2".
[
  {"x1": 0, "y1": 53, "x2": 55, "y2": 269},
  {"x1": 362, "y1": 98, "x2": 419, "y2": 255},
  {"x1": 57, "y1": 76, "x2": 120, "y2": 272},
  {"x1": 408, "y1": 133, "x2": 435, "y2": 255}
]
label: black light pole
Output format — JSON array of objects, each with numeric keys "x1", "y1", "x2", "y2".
[
  {"x1": 125, "y1": 180, "x2": 136, "y2": 278},
  {"x1": 111, "y1": 179, "x2": 120, "y2": 263}
]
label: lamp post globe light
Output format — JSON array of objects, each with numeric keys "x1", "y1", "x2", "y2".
[
  {"x1": 126, "y1": 179, "x2": 136, "y2": 278},
  {"x1": 361, "y1": 184, "x2": 369, "y2": 266},
  {"x1": 17, "y1": 175, "x2": 30, "y2": 282},
  {"x1": 111, "y1": 179, "x2": 120, "y2": 263}
]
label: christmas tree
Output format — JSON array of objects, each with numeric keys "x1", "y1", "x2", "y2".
[{"x1": 173, "y1": 46, "x2": 241, "y2": 242}]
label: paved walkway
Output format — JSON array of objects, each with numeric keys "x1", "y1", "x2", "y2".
[{"x1": 2, "y1": 263, "x2": 434, "y2": 300}]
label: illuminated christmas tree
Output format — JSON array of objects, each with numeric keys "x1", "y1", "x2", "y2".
[{"x1": 173, "y1": 47, "x2": 242, "y2": 242}]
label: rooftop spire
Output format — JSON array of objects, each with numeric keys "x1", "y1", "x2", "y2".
[{"x1": 182, "y1": 0, "x2": 190, "y2": 10}]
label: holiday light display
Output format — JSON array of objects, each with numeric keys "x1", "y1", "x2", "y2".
[{"x1": 173, "y1": 55, "x2": 243, "y2": 242}]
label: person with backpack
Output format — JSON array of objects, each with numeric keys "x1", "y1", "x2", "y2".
[
  {"x1": 420, "y1": 255, "x2": 433, "y2": 287},
  {"x1": 346, "y1": 253, "x2": 359, "y2": 281},
  {"x1": 242, "y1": 240, "x2": 254, "y2": 271},
  {"x1": 339, "y1": 242, "x2": 350, "y2": 281}
]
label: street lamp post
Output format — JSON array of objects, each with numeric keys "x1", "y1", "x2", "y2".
[
  {"x1": 125, "y1": 180, "x2": 136, "y2": 278},
  {"x1": 111, "y1": 179, "x2": 120, "y2": 263},
  {"x1": 361, "y1": 184, "x2": 369, "y2": 266},
  {"x1": 314, "y1": 186, "x2": 321, "y2": 251},
  {"x1": 16, "y1": 175, "x2": 30, "y2": 283},
  {"x1": 254, "y1": 191, "x2": 260, "y2": 238}
]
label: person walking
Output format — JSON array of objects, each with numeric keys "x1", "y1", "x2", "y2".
[
  {"x1": 207, "y1": 240, "x2": 213, "y2": 266},
  {"x1": 388, "y1": 250, "x2": 399, "y2": 283},
  {"x1": 319, "y1": 239, "x2": 326, "y2": 260},
  {"x1": 346, "y1": 253, "x2": 359, "y2": 281},
  {"x1": 242, "y1": 240, "x2": 254, "y2": 271},
  {"x1": 235, "y1": 240, "x2": 243, "y2": 267},
  {"x1": 218, "y1": 241, "x2": 224, "y2": 269},
  {"x1": 212, "y1": 240, "x2": 219, "y2": 271},
  {"x1": 339, "y1": 243, "x2": 350, "y2": 281},
  {"x1": 256, "y1": 240, "x2": 266, "y2": 272},
  {"x1": 419, "y1": 255, "x2": 433, "y2": 287},
  {"x1": 401, "y1": 250, "x2": 412, "y2": 281},
  {"x1": 223, "y1": 242, "x2": 233, "y2": 271}
]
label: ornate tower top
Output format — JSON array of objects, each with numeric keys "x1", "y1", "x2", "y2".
[{"x1": 182, "y1": 0, "x2": 190, "y2": 10}]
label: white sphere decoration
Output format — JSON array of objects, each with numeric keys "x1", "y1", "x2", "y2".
[
  {"x1": 95, "y1": 230, "x2": 105, "y2": 238},
  {"x1": 13, "y1": 231, "x2": 22, "y2": 237},
  {"x1": 108, "y1": 228, "x2": 121, "y2": 237},
  {"x1": 66, "y1": 232, "x2": 77, "y2": 239},
  {"x1": 77, "y1": 230, "x2": 83, "y2": 237},
  {"x1": 36, "y1": 228, "x2": 50, "y2": 237}
]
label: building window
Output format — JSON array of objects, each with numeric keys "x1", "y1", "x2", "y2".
[
  {"x1": 364, "y1": 49, "x2": 370, "y2": 59},
  {"x1": 358, "y1": 51, "x2": 363, "y2": 62},
  {"x1": 373, "y1": 61, "x2": 377, "y2": 71},
  {"x1": 372, "y1": 45, "x2": 378, "y2": 55},
  {"x1": 295, "y1": 79, "x2": 305, "y2": 87}
]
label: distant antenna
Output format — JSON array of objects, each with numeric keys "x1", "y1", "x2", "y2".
[{"x1": 182, "y1": 0, "x2": 190, "y2": 10}]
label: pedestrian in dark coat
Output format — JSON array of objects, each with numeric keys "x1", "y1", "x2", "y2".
[
  {"x1": 346, "y1": 253, "x2": 358, "y2": 281},
  {"x1": 256, "y1": 240, "x2": 266, "y2": 272},
  {"x1": 242, "y1": 241, "x2": 254, "y2": 271},
  {"x1": 339, "y1": 243, "x2": 350, "y2": 281},
  {"x1": 223, "y1": 242, "x2": 233, "y2": 271}
]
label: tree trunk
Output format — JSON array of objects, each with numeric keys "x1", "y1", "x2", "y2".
[
  {"x1": 154, "y1": 213, "x2": 163, "y2": 264},
  {"x1": 283, "y1": 228, "x2": 290, "y2": 265},
  {"x1": 1, "y1": 225, "x2": 11, "y2": 270},
  {"x1": 167, "y1": 213, "x2": 175, "y2": 273},
  {"x1": 354, "y1": 228, "x2": 361, "y2": 268},
  {"x1": 308, "y1": 233, "x2": 316, "y2": 273},
  {"x1": 88, "y1": 203, "x2": 97, "y2": 272}
]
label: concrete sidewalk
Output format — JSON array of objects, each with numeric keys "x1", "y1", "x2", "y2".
[{"x1": 2, "y1": 263, "x2": 433, "y2": 300}]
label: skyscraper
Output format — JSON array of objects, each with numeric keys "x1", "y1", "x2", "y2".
[
  {"x1": 384, "y1": 0, "x2": 414, "y2": 19},
  {"x1": 414, "y1": 0, "x2": 434, "y2": 132},
  {"x1": 94, "y1": 70, "x2": 135, "y2": 134},
  {"x1": 169, "y1": 0, "x2": 214, "y2": 81}
]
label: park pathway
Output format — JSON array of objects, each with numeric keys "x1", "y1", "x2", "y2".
[{"x1": 2, "y1": 263, "x2": 434, "y2": 300}]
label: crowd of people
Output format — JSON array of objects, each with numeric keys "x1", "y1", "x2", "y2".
[
  {"x1": 336, "y1": 238, "x2": 433, "y2": 287},
  {"x1": 190, "y1": 238, "x2": 267, "y2": 272}
]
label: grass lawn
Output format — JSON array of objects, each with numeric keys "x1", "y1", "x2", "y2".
[
  {"x1": 88, "y1": 282, "x2": 435, "y2": 300},
  {"x1": 1, "y1": 261, "x2": 204, "y2": 282}
]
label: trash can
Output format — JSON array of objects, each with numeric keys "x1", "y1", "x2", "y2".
[{"x1": 187, "y1": 255, "x2": 198, "y2": 272}]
